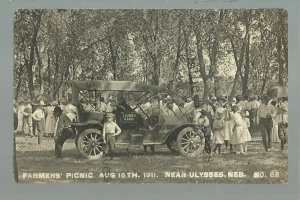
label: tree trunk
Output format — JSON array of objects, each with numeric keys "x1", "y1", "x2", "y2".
[
  {"x1": 277, "y1": 10, "x2": 285, "y2": 86},
  {"x1": 35, "y1": 44, "x2": 43, "y2": 93},
  {"x1": 277, "y1": 31, "x2": 284, "y2": 86},
  {"x1": 195, "y1": 27, "x2": 210, "y2": 100},
  {"x1": 53, "y1": 54, "x2": 59, "y2": 99},
  {"x1": 108, "y1": 38, "x2": 118, "y2": 80},
  {"x1": 15, "y1": 62, "x2": 25, "y2": 101},
  {"x1": 184, "y1": 33, "x2": 194, "y2": 97},
  {"x1": 47, "y1": 50, "x2": 51, "y2": 95},
  {"x1": 172, "y1": 17, "x2": 183, "y2": 91},
  {"x1": 242, "y1": 34, "x2": 250, "y2": 96},
  {"x1": 25, "y1": 11, "x2": 43, "y2": 101},
  {"x1": 280, "y1": 10, "x2": 288, "y2": 76}
]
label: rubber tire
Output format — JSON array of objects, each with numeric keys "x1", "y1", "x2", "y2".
[
  {"x1": 77, "y1": 128, "x2": 104, "y2": 160},
  {"x1": 176, "y1": 127, "x2": 204, "y2": 157}
]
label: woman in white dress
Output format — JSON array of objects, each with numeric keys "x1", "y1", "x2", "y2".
[
  {"x1": 229, "y1": 105, "x2": 245, "y2": 154},
  {"x1": 240, "y1": 110, "x2": 252, "y2": 152},
  {"x1": 17, "y1": 100, "x2": 25, "y2": 134}
]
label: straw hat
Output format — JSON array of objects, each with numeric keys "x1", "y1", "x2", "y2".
[{"x1": 281, "y1": 104, "x2": 288, "y2": 112}]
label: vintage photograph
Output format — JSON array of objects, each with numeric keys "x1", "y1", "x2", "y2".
[{"x1": 13, "y1": 9, "x2": 288, "y2": 183}]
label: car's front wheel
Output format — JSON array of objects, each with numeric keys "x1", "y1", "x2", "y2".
[
  {"x1": 77, "y1": 128, "x2": 105, "y2": 160},
  {"x1": 176, "y1": 127, "x2": 205, "y2": 157}
]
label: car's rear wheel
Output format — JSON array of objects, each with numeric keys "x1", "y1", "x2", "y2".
[
  {"x1": 77, "y1": 128, "x2": 105, "y2": 160},
  {"x1": 176, "y1": 127, "x2": 205, "y2": 157}
]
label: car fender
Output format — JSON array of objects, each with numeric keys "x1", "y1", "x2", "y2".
[{"x1": 162, "y1": 123, "x2": 201, "y2": 144}]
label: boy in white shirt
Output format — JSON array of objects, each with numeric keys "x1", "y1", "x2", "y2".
[
  {"x1": 103, "y1": 113, "x2": 121, "y2": 159},
  {"x1": 32, "y1": 101, "x2": 45, "y2": 142}
]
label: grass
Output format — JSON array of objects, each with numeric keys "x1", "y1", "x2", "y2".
[{"x1": 15, "y1": 134, "x2": 288, "y2": 184}]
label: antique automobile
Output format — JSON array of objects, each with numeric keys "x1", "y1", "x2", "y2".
[{"x1": 70, "y1": 80, "x2": 205, "y2": 159}]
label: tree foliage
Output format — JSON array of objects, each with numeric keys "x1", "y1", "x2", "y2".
[{"x1": 13, "y1": 9, "x2": 288, "y2": 101}]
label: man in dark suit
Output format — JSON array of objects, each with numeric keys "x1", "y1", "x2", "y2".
[{"x1": 53, "y1": 106, "x2": 74, "y2": 158}]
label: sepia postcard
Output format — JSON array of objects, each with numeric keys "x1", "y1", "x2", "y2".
[{"x1": 13, "y1": 9, "x2": 288, "y2": 183}]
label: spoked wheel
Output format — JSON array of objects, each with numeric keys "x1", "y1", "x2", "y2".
[
  {"x1": 166, "y1": 140, "x2": 179, "y2": 154},
  {"x1": 77, "y1": 129, "x2": 105, "y2": 160},
  {"x1": 176, "y1": 127, "x2": 205, "y2": 157}
]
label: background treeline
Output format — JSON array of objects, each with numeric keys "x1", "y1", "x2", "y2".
[{"x1": 13, "y1": 9, "x2": 288, "y2": 102}]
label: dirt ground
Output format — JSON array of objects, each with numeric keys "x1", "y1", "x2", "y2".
[{"x1": 15, "y1": 133, "x2": 288, "y2": 184}]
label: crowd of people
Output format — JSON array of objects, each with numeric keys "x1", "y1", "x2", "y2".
[
  {"x1": 13, "y1": 98, "x2": 77, "y2": 139},
  {"x1": 13, "y1": 92, "x2": 288, "y2": 157},
  {"x1": 181, "y1": 94, "x2": 289, "y2": 154}
]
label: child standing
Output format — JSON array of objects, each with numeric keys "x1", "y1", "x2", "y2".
[
  {"x1": 223, "y1": 103, "x2": 233, "y2": 152},
  {"x1": 241, "y1": 110, "x2": 252, "y2": 153},
  {"x1": 229, "y1": 106, "x2": 244, "y2": 154},
  {"x1": 278, "y1": 104, "x2": 288, "y2": 150},
  {"x1": 103, "y1": 113, "x2": 121, "y2": 159},
  {"x1": 194, "y1": 109, "x2": 211, "y2": 154},
  {"x1": 212, "y1": 108, "x2": 225, "y2": 155}
]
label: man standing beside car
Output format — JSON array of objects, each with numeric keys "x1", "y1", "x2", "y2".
[
  {"x1": 257, "y1": 96, "x2": 276, "y2": 152},
  {"x1": 53, "y1": 106, "x2": 74, "y2": 158}
]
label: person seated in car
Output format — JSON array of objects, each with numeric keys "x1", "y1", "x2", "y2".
[
  {"x1": 116, "y1": 96, "x2": 133, "y2": 112},
  {"x1": 164, "y1": 95, "x2": 179, "y2": 116}
]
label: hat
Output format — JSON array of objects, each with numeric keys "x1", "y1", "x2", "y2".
[
  {"x1": 231, "y1": 105, "x2": 239, "y2": 112},
  {"x1": 211, "y1": 96, "x2": 217, "y2": 101},
  {"x1": 79, "y1": 98, "x2": 85, "y2": 102},
  {"x1": 217, "y1": 97, "x2": 226, "y2": 102},
  {"x1": 32, "y1": 100, "x2": 39, "y2": 105},
  {"x1": 281, "y1": 104, "x2": 288, "y2": 112},
  {"x1": 246, "y1": 111, "x2": 250, "y2": 117},
  {"x1": 52, "y1": 101, "x2": 58, "y2": 106},
  {"x1": 53, "y1": 106, "x2": 63, "y2": 113},
  {"x1": 166, "y1": 95, "x2": 172, "y2": 101},
  {"x1": 107, "y1": 96, "x2": 113, "y2": 101},
  {"x1": 217, "y1": 107, "x2": 225, "y2": 114},
  {"x1": 106, "y1": 113, "x2": 114, "y2": 118},
  {"x1": 60, "y1": 98, "x2": 67, "y2": 103}
]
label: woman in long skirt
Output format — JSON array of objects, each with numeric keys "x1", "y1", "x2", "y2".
[
  {"x1": 44, "y1": 101, "x2": 56, "y2": 137},
  {"x1": 229, "y1": 106, "x2": 244, "y2": 154},
  {"x1": 17, "y1": 100, "x2": 25, "y2": 134}
]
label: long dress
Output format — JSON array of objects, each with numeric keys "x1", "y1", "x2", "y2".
[
  {"x1": 44, "y1": 106, "x2": 56, "y2": 134},
  {"x1": 23, "y1": 107, "x2": 32, "y2": 135},
  {"x1": 230, "y1": 112, "x2": 244, "y2": 145},
  {"x1": 271, "y1": 115, "x2": 280, "y2": 143},
  {"x1": 223, "y1": 109, "x2": 233, "y2": 141},
  {"x1": 17, "y1": 105, "x2": 25, "y2": 133},
  {"x1": 242, "y1": 118, "x2": 251, "y2": 142},
  {"x1": 212, "y1": 119, "x2": 225, "y2": 144}
]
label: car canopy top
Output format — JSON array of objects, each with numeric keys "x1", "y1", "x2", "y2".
[{"x1": 71, "y1": 80, "x2": 163, "y2": 105}]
